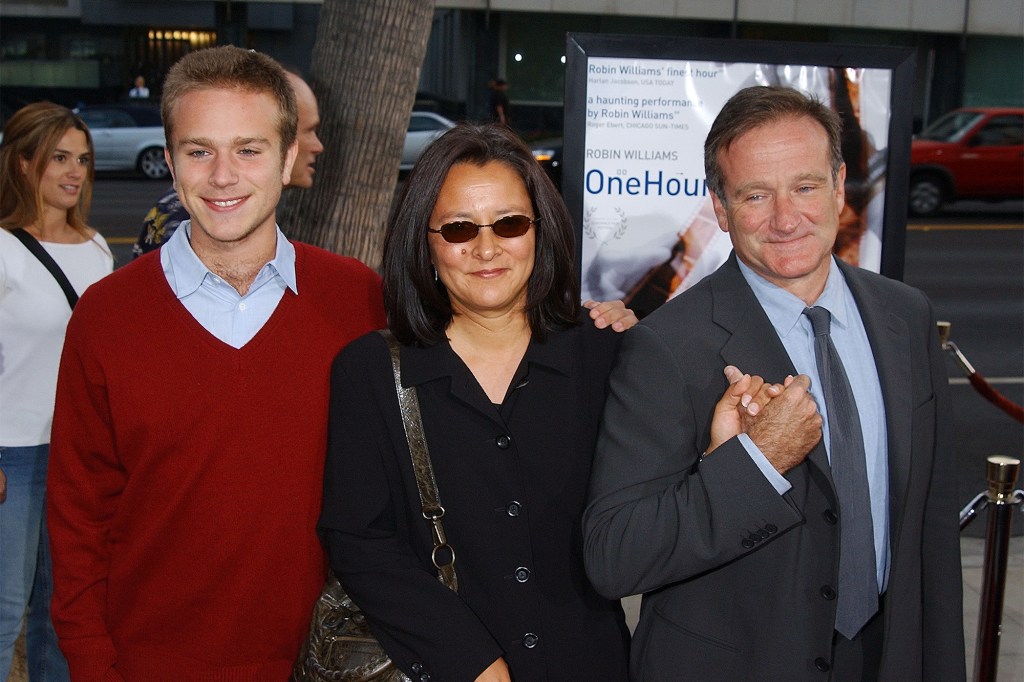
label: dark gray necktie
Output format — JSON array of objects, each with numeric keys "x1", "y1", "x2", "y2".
[{"x1": 804, "y1": 305, "x2": 878, "y2": 639}]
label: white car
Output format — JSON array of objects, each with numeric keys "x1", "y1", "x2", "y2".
[
  {"x1": 402, "y1": 112, "x2": 455, "y2": 170},
  {"x1": 74, "y1": 104, "x2": 169, "y2": 180}
]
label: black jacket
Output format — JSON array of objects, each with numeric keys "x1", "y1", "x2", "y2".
[{"x1": 320, "y1": 316, "x2": 630, "y2": 682}]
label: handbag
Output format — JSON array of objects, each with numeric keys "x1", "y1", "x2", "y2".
[
  {"x1": 10, "y1": 228, "x2": 79, "y2": 309},
  {"x1": 292, "y1": 330, "x2": 458, "y2": 682}
]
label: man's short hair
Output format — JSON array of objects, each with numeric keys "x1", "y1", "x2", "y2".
[
  {"x1": 704, "y1": 86, "x2": 843, "y2": 203},
  {"x1": 161, "y1": 46, "x2": 298, "y2": 156}
]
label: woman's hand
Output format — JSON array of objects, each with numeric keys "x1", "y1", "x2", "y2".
[
  {"x1": 474, "y1": 657, "x2": 512, "y2": 682},
  {"x1": 584, "y1": 299, "x2": 638, "y2": 332}
]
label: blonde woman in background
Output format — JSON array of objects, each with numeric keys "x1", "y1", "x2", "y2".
[{"x1": 0, "y1": 101, "x2": 112, "y2": 682}]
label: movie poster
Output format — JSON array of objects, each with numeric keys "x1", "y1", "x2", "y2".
[{"x1": 578, "y1": 58, "x2": 892, "y2": 316}]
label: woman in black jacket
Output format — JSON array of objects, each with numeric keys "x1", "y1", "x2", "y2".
[{"x1": 319, "y1": 123, "x2": 631, "y2": 682}]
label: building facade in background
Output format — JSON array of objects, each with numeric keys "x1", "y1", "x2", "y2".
[{"x1": 2, "y1": 0, "x2": 1021, "y2": 136}]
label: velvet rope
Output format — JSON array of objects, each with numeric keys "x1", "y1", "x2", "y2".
[{"x1": 966, "y1": 372, "x2": 1024, "y2": 424}]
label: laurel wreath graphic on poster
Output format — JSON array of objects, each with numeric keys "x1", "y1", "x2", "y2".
[{"x1": 582, "y1": 206, "x2": 629, "y2": 244}]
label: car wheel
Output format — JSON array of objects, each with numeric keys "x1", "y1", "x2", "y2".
[
  {"x1": 908, "y1": 174, "x2": 945, "y2": 217},
  {"x1": 138, "y1": 147, "x2": 169, "y2": 180}
]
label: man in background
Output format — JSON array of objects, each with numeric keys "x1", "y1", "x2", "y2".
[
  {"x1": 488, "y1": 78, "x2": 511, "y2": 126},
  {"x1": 127, "y1": 76, "x2": 149, "y2": 99}
]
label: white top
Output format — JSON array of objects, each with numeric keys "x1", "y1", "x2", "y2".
[{"x1": 0, "y1": 228, "x2": 113, "y2": 445}]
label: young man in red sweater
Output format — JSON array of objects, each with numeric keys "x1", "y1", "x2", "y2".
[{"x1": 45, "y1": 46, "x2": 387, "y2": 681}]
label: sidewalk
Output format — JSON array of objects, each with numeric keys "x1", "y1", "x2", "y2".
[
  {"x1": 10, "y1": 537, "x2": 1022, "y2": 681},
  {"x1": 962, "y1": 535, "x2": 1023, "y2": 681}
]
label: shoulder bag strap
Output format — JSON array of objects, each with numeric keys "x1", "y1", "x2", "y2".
[
  {"x1": 379, "y1": 329, "x2": 458, "y2": 593},
  {"x1": 10, "y1": 228, "x2": 79, "y2": 309}
]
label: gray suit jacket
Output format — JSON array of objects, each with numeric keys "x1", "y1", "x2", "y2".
[{"x1": 583, "y1": 254, "x2": 965, "y2": 681}]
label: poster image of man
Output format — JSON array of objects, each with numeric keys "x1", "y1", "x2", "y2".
[{"x1": 580, "y1": 62, "x2": 890, "y2": 318}]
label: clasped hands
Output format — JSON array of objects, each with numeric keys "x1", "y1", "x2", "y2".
[{"x1": 706, "y1": 365, "x2": 823, "y2": 474}]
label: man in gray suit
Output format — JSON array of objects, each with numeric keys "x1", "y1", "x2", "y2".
[{"x1": 583, "y1": 86, "x2": 964, "y2": 682}]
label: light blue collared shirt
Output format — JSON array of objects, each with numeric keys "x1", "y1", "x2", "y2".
[
  {"x1": 738, "y1": 257, "x2": 890, "y2": 591},
  {"x1": 160, "y1": 220, "x2": 298, "y2": 349}
]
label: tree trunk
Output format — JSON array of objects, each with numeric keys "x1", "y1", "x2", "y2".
[{"x1": 281, "y1": 0, "x2": 434, "y2": 270}]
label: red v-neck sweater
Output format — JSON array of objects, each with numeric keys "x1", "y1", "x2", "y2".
[{"x1": 47, "y1": 243, "x2": 386, "y2": 682}]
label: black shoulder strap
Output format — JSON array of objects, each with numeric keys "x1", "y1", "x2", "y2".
[{"x1": 10, "y1": 228, "x2": 79, "y2": 309}]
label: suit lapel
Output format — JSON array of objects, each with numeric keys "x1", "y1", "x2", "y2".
[{"x1": 713, "y1": 256, "x2": 797, "y2": 381}]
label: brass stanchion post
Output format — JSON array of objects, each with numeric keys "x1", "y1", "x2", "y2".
[{"x1": 973, "y1": 455, "x2": 1021, "y2": 682}]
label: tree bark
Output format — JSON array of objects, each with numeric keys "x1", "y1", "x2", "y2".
[{"x1": 281, "y1": 0, "x2": 434, "y2": 270}]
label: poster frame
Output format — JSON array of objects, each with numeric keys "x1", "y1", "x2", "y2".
[{"x1": 563, "y1": 33, "x2": 917, "y2": 287}]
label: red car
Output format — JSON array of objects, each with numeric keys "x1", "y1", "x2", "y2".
[{"x1": 908, "y1": 107, "x2": 1023, "y2": 216}]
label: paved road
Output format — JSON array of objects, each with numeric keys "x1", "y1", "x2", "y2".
[
  {"x1": 902, "y1": 219, "x2": 1023, "y2": 536},
  {"x1": 90, "y1": 177, "x2": 1024, "y2": 521}
]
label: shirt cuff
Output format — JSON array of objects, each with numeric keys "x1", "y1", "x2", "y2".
[{"x1": 737, "y1": 433, "x2": 792, "y2": 495}]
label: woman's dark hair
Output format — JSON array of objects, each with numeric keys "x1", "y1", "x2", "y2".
[{"x1": 383, "y1": 122, "x2": 579, "y2": 345}]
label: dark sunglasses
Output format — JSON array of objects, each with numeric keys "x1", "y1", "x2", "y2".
[{"x1": 428, "y1": 214, "x2": 539, "y2": 244}]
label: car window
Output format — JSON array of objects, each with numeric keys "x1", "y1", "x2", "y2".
[
  {"x1": 971, "y1": 115, "x2": 1024, "y2": 147},
  {"x1": 128, "y1": 107, "x2": 163, "y2": 127},
  {"x1": 918, "y1": 111, "x2": 984, "y2": 142},
  {"x1": 79, "y1": 109, "x2": 136, "y2": 129},
  {"x1": 77, "y1": 110, "x2": 113, "y2": 128},
  {"x1": 408, "y1": 115, "x2": 446, "y2": 133}
]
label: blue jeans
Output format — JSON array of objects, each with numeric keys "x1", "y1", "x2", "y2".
[{"x1": 0, "y1": 444, "x2": 70, "y2": 682}]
